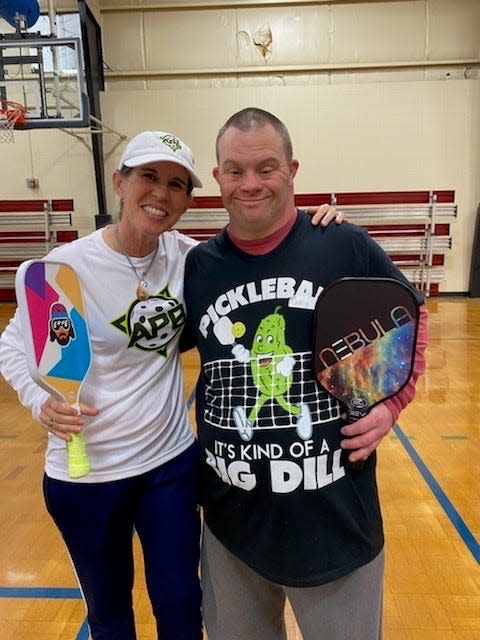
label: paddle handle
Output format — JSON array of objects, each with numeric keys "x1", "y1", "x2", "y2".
[
  {"x1": 345, "y1": 408, "x2": 368, "y2": 471},
  {"x1": 65, "y1": 398, "x2": 91, "y2": 478},
  {"x1": 67, "y1": 431, "x2": 91, "y2": 478}
]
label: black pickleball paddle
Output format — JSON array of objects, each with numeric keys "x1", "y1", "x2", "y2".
[{"x1": 312, "y1": 277, "x2": 420, "y2": 469}]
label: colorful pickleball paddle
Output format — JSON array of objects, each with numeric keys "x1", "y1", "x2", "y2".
[{"x1": 15, "y1": 259, "x2": 92, "y2": 478}]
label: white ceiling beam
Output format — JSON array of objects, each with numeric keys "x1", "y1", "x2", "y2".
[{"x1": 105, "y1": 58, "x2": 480, "y2": 79}]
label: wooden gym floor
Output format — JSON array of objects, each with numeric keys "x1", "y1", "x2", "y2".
[{"x1": 0, "y1": 296, "x2": 479, "y2": 640}]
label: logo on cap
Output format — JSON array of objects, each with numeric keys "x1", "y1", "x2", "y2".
[{"x1": 159, "y1": 134, "x2": 182, "y2": 153}]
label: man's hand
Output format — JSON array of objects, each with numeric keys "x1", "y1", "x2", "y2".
[
  {"x1": 306, "y1": 203, "x2": 347, "y2": 226},
  {"x1": 340, "y1": 403, "x2": 394, "y2": 463}
]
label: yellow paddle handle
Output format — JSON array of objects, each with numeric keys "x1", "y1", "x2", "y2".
[{"x1": 67, "y1": 431, "x2": 91, "y2": 478}]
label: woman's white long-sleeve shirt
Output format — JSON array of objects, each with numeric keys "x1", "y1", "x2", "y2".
[{"x1": 0, "y1": 228, "x2": 198, "y2": 483}]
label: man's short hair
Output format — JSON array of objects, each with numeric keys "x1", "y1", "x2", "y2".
[{"x1": 216, "y1": 107, "x2": 293, "y2": 163}]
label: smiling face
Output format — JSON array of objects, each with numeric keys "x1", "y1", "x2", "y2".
[
  {"x1": 213, "y1": 123, "x2": 299, "y2": 240},
  {"x1": 251, "y1": 309, "x2": 287, "y2": 357},
  {"x1": 112, "y1": 160, "x2": 192, "y2": 253}
]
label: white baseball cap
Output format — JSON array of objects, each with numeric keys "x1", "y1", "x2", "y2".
[{"x1": 118, "y1": 130, "x2": 202, "y2": 188}]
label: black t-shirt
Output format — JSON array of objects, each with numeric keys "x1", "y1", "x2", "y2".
[{"x1": 184, "y1": 212, "x2": 423, "y2": 587}]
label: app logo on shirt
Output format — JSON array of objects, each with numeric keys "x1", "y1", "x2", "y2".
[{"x1": 111, "y1": 286, "x2": 185, "y2": 356}]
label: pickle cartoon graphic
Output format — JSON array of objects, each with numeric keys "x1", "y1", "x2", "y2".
[{"x1": 214, "y1": 307, "x2": 312, "y2": 442}]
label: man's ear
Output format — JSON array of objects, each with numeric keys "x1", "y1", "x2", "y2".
[
  {"x1": 212, "y1": 166, "x2": 220, "y2": 184},
  {"x1": 290, "y1": 159, "x2": 299, "y2": 179}
]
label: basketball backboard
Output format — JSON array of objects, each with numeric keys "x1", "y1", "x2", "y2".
[{"x1": 0, "y1": 36, "x2": 89, "y2": 128}]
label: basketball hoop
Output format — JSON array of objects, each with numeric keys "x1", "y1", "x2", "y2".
[{"x1": 0, "y1": 100, "x2": 26, "y2": 143}]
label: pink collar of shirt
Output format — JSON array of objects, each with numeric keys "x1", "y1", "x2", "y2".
[{"x1": 227, "y1": 212, "x2": 297, "y2": 255}]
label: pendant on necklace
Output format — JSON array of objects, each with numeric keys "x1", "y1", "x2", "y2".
[{"x1": 136, "y1": 280, "x2": 149, "y2": 301}]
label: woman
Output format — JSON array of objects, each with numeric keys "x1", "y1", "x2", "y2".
[
  {"x1": 0, "y1": 130, "x2": 204, "y2": 639},
  {"x1": 0, "y1": 129, "x2": 340, "y2": 639}
]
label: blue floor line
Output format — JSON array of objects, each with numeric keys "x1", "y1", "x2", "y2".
[
  {"x1": 0, "y1": 586, "x2": 81, "y2": 598},
  {"x1": 393, "y1": 423, "x2": 479, "y2": 564},
  {"x1": 75, "y1": 619, "x2": 90, "y2": 640},
  {"x1": 187, "y1": 386, "x2": 196, "y2": 409}
]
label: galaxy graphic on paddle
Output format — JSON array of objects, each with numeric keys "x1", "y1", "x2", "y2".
[{"x1": 315, "y1": 320, "x2": 416, "y2": 409}]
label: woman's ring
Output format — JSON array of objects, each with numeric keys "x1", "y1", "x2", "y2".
[{"x1": 46, "y1": 417, "x2": 54, "y2": 427}]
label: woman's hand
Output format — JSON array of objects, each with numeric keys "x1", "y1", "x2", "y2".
[
  {"x1": 306, "y1": 203, "x2": 347, "y2": 226},
  {"x1": 39, "y1": 396, "x2": 99, "y2": 442}
]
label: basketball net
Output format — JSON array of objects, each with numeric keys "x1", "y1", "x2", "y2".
[{"x1": 0, "y1": 101, "x2": 26, "y2": 143}]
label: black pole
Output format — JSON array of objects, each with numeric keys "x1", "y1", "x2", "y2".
[{"x1": 78, "y1": 1, "x2": 110, "y2": 229}]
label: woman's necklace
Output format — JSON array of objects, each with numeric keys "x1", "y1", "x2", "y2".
[{"x1": 114, "y1": 225, "x2": 159, "y2": 300}]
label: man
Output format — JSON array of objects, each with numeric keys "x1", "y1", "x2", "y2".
[{"x1": 183, "y1": 108, "x2": 428, "y2": 640}]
